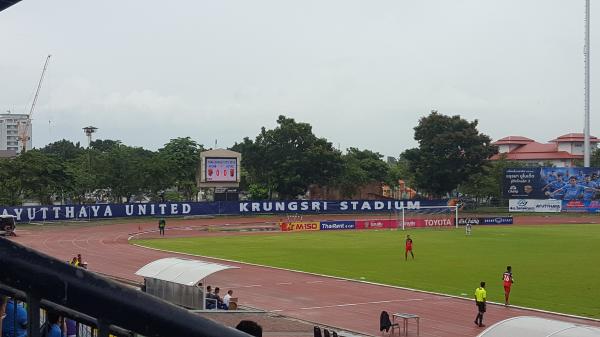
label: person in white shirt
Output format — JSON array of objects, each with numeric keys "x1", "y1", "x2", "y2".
[{"x1": 223, "y1": 290, "x2": 234, "y2": 309}]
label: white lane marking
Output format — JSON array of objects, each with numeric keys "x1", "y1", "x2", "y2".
[
  {"x1": 306, "y1": 281, "x2": 324, "y2": 284},
  {"x1": 239, "y1": 284, "x2": 263, "y2": 288},
  {"x1": 299, "y1": 298, "x2": 423, "y2": 310},
  {"x1": 276, "y1": 282, "x2": 292, "y2": 285}
]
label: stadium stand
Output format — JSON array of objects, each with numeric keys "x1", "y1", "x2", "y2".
[{"x1": 0, "y1": 237, "x2": 253, "y2": 337}]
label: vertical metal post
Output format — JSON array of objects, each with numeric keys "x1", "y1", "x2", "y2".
[
  {"x1": 401, "y1": 206, "x2": 405, "y2": 230},
  {"x1": 97, "y1": 319, "x2": 110, "y2": 337},
  {"x1": 26, "y1": 294, "x2": 41, "y2": 337},
  {"x1": 584, "y1": 0, "x2": 591, "y2": 167},
  {"x1": 455, "y1": 205, "x2": 459, "y2": 228}
]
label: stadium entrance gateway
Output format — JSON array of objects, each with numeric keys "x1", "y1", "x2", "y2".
[{"x1": 135, "y1": 257, "x2": 239, "y2": 310}]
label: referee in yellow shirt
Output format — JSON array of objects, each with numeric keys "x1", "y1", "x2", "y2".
[{"x1": 474, "y1": 281, "x2": 487, "y2": 327}]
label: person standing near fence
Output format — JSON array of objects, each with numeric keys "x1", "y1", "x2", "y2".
[
  {"x1": 2, "y1": 298, "x2": 27, "y2": 337},
  {"x1": 158, "y1": 218, "x2": 166, "y2": 236},
  {"x1": 0, "y1": 296, "x2": 7, "y2": 333}
]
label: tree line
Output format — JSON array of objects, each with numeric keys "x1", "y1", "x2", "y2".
[{"x1": 2, "y1": 112, "x2": 597, "y2": 206}]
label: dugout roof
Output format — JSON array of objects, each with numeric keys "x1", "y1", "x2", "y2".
[
  {"x1": 477, "y1": 316, "x2": 600, "y2": 337},
  {"x1": 135, "y1": 257, "x2": 238, "y2": 286},
  {"x1": 0, "y1": 0, "x2": 22, "y2": 12}
]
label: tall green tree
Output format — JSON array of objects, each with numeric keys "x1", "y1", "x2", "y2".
[
  {"x1": 335, "y1": 148, "x2": 390, "y2": 197},
  {"x1": 0, "y1": 158, "x2": 24, "y2": 206},
  {"x1": 402, "y1": 112, "x2": 497, "y2": 197},
  {"x1": 17, "y1": 150, "x2": 72, "y2": 205},
  {"x1": 233, "y1": 115, "x2": 343, "y2": 199},
  {"x1": 158, "y1": 137, "x2": 204, "y2": 200},
  {"x1": 592, "y1": 148, "x2": 600, "y2": 167},
  {"x1": 40, "y1": 139, "x2": 85, "y2": 161}
]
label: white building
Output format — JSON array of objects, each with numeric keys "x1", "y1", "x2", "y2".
[{"x1": 0, "y1": 113, "x2": 31, "y2": 154}]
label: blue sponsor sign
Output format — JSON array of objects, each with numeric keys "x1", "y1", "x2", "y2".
[
  {"x1": 481, "y1": 216, "x2": 514, "y2": 225},
  {"x1": 320, "y1": 220, "x2": 356, "y2": 230},
  {"x1": 1, "y1": 199, "x2": 452, "y2": 223}
]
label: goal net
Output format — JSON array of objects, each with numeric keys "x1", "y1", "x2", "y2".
[{"x1": 395, "y1": 205, "x2": 458, "y2": 230}]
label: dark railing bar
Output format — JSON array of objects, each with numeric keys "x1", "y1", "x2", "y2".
[
  {"x1": 0, "y1": 238, "x2": 252, "y2": 337},
  {"x1": 0, "y1": 284, "x2": 133, "y2": 337}
]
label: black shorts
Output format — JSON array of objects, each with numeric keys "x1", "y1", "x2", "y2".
[{"x1": 476, "y1": 302, "x2": 486, "y2": 313}]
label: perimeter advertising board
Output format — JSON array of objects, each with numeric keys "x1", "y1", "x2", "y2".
[
  {"x1": 0, "y1": 199, "x2": 452, "y2": 222},
  {"x1": 508, "y1": 199, "x2": 562, "y2": 213},
  {"x1": 503, "y1": 167, "x2": 600, "y2": 212},
  {"x1": 280, "y1": 222, "x2": 320, "y2": 232}
]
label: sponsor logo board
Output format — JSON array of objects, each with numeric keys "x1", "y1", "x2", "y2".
[
  {"x1": 280, "y1": 222, "x2": 320, "y2": 232},
  {"x1": 320, "y1": 221, "x2": 356, "y2": 230},
  {"x1": 509, "y1": 199, "x2": 562, "y2": 213}
]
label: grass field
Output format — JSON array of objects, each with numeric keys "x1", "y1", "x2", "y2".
[{"x1": 133, "y1": 224, "x2": 600, "y2": 318}]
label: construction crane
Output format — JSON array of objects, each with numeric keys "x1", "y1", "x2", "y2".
[{"x1": 18, "y1": 54, "x2": 51, "y2": 153}]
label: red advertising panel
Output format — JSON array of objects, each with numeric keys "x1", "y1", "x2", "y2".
[
  {"x1": 280, "y1": 222, "x2": 320, "y2": 232},
  {"x1": 355, "y1": 219, "x2": 399, "y2": 230},
  {"x1": 403, "y1": 218, "x2": 454, "y2": 228}
]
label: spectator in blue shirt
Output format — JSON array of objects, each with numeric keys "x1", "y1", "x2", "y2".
[
  {"x1": 0, "y1": 296, "x2": 7, "y2": 332},
  {"x1": 41, "y1": 311, "x2": 65, "y2": 337},
  {"x1": 2, "y1": 299, "x2": 27, "y2": 337}
]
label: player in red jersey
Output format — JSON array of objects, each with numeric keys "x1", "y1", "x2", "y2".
[
  {"x1": 405, "y1": 235, "x2": 414, "y2": 260},
  {"x1": 502, "y1": 266, "x2": 514, "y2": 306}
]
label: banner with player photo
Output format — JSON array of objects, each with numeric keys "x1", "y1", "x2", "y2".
[{"x1": 503, "y1": 167, "x2": 600, "y2": 213}]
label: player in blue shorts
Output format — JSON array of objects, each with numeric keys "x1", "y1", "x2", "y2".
[{"x1": 551, "y1": 176, "x2": 585, "y2": 201}]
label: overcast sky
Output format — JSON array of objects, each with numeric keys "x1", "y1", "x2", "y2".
[{"x1": 0, "y1": 0, "x2": 598, "y2": 157}]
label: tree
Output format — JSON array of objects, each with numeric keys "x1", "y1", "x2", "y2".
[
  {"x1": 334, "y1": 148, "x2": 390, "y2": 197},
  {"x1": 591, "y1": 148, "x2": 600, "y2": 167},
  {"x1": 232, "y1": 115, "x2": 343, "y2": 199},
  {"x1": 40, "y1": 139, "x2": 85, "y2": 161},
  {"x1": 0, "y1": 158, "x2": 24, "y2": 206},
  {"x1": 461, "y1": 154, "x2": 528, "y2": 205},
  {"x1": 158, "y1": 137, "x2": 204, "y2": 200},
  {"x1": 402, "y1": 112, "x2": 497, "y2": 197},
  {"x1": 17, "y1": 150, "x2": 72, "y2": 205}
]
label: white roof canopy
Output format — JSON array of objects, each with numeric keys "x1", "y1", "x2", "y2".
[
  {"x1": 135, "y1": 257, "x2": 238, "y2": 286},
  {"x1": 478, "y1": 316, "x2": 600, "y2": 337}
]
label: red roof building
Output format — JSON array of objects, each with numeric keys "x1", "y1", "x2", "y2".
[{"x1": 490, "y1": 133, "x2": 599, "y2": 167}]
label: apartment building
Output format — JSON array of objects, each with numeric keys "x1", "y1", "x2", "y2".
[{"x1": 0, "y1": 113, "x2": 31, "y2": 154}]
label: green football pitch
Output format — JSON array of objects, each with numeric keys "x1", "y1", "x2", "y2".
[{"x1": 133, "y1": 224, "x2": 600, "y2": 318}]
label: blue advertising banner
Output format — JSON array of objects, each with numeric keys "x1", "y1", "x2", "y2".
[
  {"x1": 320, "y1": 220, "x2": 356, "y2": 230},
  {"x1": 503, "y1": 167, "x2": 600, "y2": 213},
  {"x1": 1, "y1": 199, "x2": 451, "y2": 222},
  {"x1": 481, "y1": 216, "x2": 514, "y2": 225},
  {"x1": 503, "y1": 167, "x2": 600, "y2": 199}
]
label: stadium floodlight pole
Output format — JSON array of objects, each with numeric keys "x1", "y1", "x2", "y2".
[{"x1": 584, "y1": 0, "x2": 591, "y2": 167}]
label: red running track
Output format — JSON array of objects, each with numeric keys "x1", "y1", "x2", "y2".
[{"x1": 11, "y1": 217, "x2": 600, "y2": 337}]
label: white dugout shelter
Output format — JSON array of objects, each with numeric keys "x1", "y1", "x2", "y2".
[
  {"x1": 135, "y1": 257, "x2": 238, "y2": 310},
  {"x1": 477, "y1": 316, "x2": 600, "y2": 337}
]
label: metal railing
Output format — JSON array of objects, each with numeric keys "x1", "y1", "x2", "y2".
[{"x1": 0, "y1": 238, "x2": 252, "y2": 337}]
